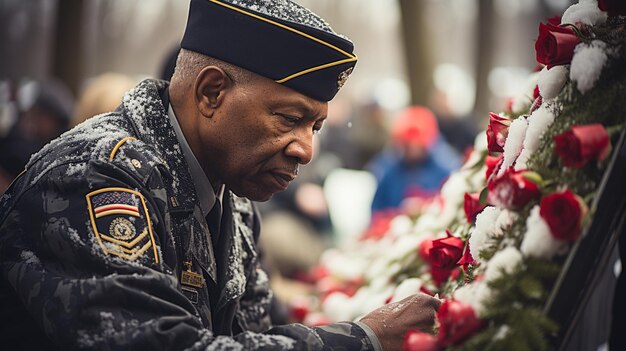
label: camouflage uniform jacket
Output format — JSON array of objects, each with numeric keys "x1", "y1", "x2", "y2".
[{"x1": 0, "y1": 79, "x2": 376, "y2": 350}]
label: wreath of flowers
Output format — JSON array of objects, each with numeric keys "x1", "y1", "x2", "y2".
[{"x1": 290, "y1": 1, "x2": 626, "y2": 350}]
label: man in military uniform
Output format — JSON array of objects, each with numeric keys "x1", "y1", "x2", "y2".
[{"x1": 0, "y1": 0, "x2": 440, "y2": 349}]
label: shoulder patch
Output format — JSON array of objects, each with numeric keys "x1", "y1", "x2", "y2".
[{"x1": 86, "y1": 187, "x2": 159, "y2": 265}]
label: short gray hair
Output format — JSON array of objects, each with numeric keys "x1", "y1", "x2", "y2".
[{"x1": 171, "y1": 48, "x2": 255, "y2": 87}]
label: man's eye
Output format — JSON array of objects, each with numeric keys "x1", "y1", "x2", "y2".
[
  {"x1": 283, "y1": 115, "x2": 299, "y2": 125},
  {"x1": 273, "y1": 112, "x2": 299, "y2": 126},
  {"x1": 313, "y1": 124, "x2": 323, "y2": 135}
]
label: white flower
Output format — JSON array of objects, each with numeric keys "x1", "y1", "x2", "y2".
[
  {"x1": 391, "y1": 278, "x2": 423, "y2": 303},
  {"x1": 435, "y1": 171, "x2": 471, "y2": 226},
  {"x1": 570, "y1": 40, "x2": 609, "y2": 94},
  {"x1": 474, "y1": 131, "x2": 488, "y2": 151},
  {"x1": 515, "y1": 105, "x2": 556, "y2": 170},
  {"x1": 494, "y1": 325, "x2": 511, "y2": 340},
  {"x1": 462, "y1": 134, "x2": 488, "y2": 170},
  {"x1": 484, "y1": 246, "x2": 523, "y2": 283},
  {"x1": 413, "y1": 213, "x2": 442, "y2": 234},
  {"x1": 511, "y1": 71, "x2": 540, "y2": 115},
  {"x1": 388, "y1": 215, "x2": 413, "y2": 237},
  {"x1": 494, "y1": 209, "x2": 517, "y2": 238},
  {"x1": 499, "y1": 117, "x2": 528, "y2": 176},
  {"x1": 365, "y1": 234, "x2": 423, "y2": 282},
  {"x1": 537, "y1": 66, "x2": 568, "y2": 100},
  {"x1": 349, "y1": 284, "x2": 394, "y2": 320},
  {"x1": 322, "y1": 292, "x2": 353, "y2": 322},
  {"x1": 562, "y1": 0, "x2": 607, "y2": 26},
  {"x1": 469, "y1": 206, "x2": 501, "y2": 260},
  {"x1": 520, "y1": 206, "x2": 568, "y2": 259},
  {"x1": 321, "y1": 249, "x2": 367, "y2": 281},
  {"x1": 453, "y1": 280, "x2": 492, "y2": 317}
]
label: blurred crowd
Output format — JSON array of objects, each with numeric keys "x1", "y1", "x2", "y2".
[{"x1": 0, "y1": 74, "x2": 135, "y2": 193}]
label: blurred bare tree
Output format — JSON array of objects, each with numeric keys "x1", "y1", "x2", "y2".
[
  {"x1": 54, "y1": 0, "x2": 86, "y2": 95},
  {"x1": 0, "y1": 0, "x2": 58, "y2": 82},
  {"x1": 473, "y1": 0, "x2": 495, "y2": 119},
  {"x1": 398, "y1": 0, "x2": 432, "y2": 106}
]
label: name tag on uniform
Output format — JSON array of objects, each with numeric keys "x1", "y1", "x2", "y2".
[{"x1": 181, "y1": 260, "x2": 204, "y2": 288}]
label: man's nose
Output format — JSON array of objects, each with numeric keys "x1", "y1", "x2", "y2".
[{"x1": 285, "y1": 131, "x2": 314, "y2": 165}]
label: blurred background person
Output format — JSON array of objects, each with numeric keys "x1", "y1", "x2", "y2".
[
  {"x1": 0, "y1": 79, "x2": 73, "y2": 193},
  {"x1": 348, "y1": 100, "x2": 391, "y2": 170},
  {"x1": 72, "y1": 72, "x2": 135, "y2": 126},
  {"x1": 369, "y1": 105, "x2": 461, "y2": 215},
  {"x1": 318, "y1": 97, "x2": 389, "y2": 172},
  {"x1": 429, "y1": 87, "x2": 479, "y2": 158}
]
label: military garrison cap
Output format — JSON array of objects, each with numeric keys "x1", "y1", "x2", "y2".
[{"x1": 181, "y1": 0, "x2": 357, "y2": 102}]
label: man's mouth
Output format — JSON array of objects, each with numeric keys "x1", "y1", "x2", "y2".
[{"x1": 270, "y1": 169, "x2": 298, "y2": 189}]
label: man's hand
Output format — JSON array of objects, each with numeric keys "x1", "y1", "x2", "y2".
[{"x1": 358, "y1": 293, "x2": 441, "y2": 350}]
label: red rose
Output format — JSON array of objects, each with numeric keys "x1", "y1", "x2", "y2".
[
  {"x1": 310, "y1": 265, "x2": 330, "y2": 281},
  {"x1": 385, "y1": 295, "x2": 393, "y2": 304},
  {"x1": 540, "y1": 189, "x2": 588, "y2": 242},
  {"x1": 317, "y1": 277, "x2": 343, "y2": 301},
  {"x1": 362, "y1": 211, "x2": 397, "y2": 240},
  {"x1": 598, "y1": 0, "x2": 626, "y2": 16},
  {"x1": 547, "y1": 16, "x2": 561, "y2": 26},
  {"x1": 429, "y1": 231, "x2": 465, "y2": 270},
  {"x1": 485, "y1": 155, "x2": 503, "y2": 183},
  {"x1": 486, "y1": 113, "x2": 511, "y2": 153},
  {"x1": 535, "y1": 21, "x2": 581, "y2": 68},
  {"x1": 462, "y1": 146, "x2": 474, "y2": 164},
  {"x1": 504, "y1": 98, "x2": 514, "y2": 114},
  {"x1": 418, "y1": 237, "x2": 435, "y2": 264},
  {"x1": 464, "y1": 192, "x2": 487, "y2": 224},
  {"x1": 288, "y1": 297, "x2": 311, "y2": 323},
  {"x1": 437, "y1": 300, "x2": 483, "y2": 347},
  {"x1": 487, "y1": 168, "x2": 541, "y2": 209},
  {"x1": 554, "y1": 124, "x2": 610, "y2": 168},
  {"x1": 430, "y1": 267, "x2": 454, "y2": 286},
  {"x1": 530, "y1": 94, "x2": 543, "y2": 113},
  {"x1": 449, "y1": 268, "x2": 461, "y2": 281},
  {"x1": 456, "y1": 242, "x2": 477, "y2": 271},
  {"x1": 317, "y1": 275, "x2": 363, "y2": 301},
  {"x1": 403, "y1": 330, "x2": 440, "y2": 351},
  {"x1": 294, "y1": 265, "x2": 330, "y2": 285},
  {"x1": 420, "y1": 285, "x2": 435, "y2": 296}
]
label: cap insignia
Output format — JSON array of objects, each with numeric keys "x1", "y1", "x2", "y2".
[{"x1": 337, "y1": 67, "x2": 354, "y2": 89}]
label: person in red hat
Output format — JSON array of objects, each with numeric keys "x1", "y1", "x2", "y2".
[{"x1": 371, "y1": 105, "x2": 460, "y2": 214}]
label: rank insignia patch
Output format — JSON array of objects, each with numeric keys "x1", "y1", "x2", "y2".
[{"x1": 86, "y1": 187, "x2": 159, "y2": 264}]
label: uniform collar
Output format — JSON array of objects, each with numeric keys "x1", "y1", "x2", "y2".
[
  {"x1": 121, "y1": 79, "x2": 197, "y2": 212},
  {"x1": 121, "y1": 79, "x2": 223, "y2": 281},
  {"x1": 167, "y1": 103, "x2": 216, "y2": 218}
]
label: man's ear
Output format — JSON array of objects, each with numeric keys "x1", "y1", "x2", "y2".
[{"x1": 194, "y1": 66, "x2": 231, "y2": 118}]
